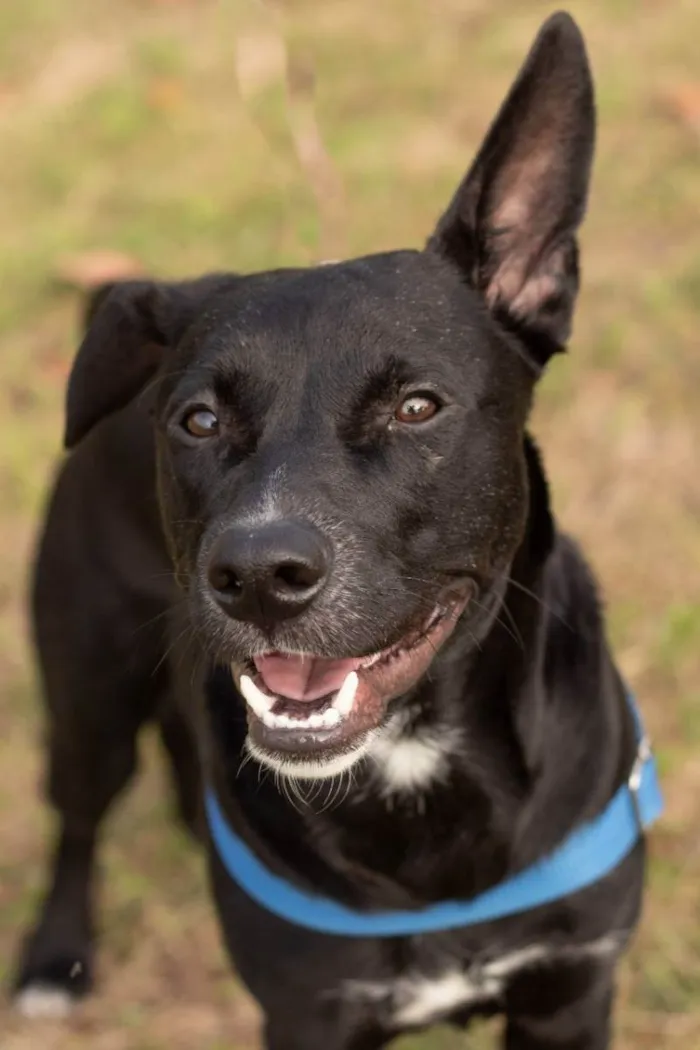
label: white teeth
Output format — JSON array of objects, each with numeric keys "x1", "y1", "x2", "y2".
[
  {"x1": 332, "y1": 671, "x2": 359, "y2": 716},
  {"x1": 253, "y1": 705, "x2": 343, "y2": 732},
  {"x1": 238, "y1": 671, "x2": 346, "y2": 732},
  {"x1": 239, "y1": 674, "x2": 275, "y2": 720}
]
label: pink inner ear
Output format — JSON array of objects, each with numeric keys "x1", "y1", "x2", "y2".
[
  {"x1": 486, "y1": 253, "x2": 562, "y2": 321},
  {"x1": 483, "y1": 145, "x2": 563, "y2": 319},
  {"x1": 508, "y1": 266, "x2": 563, "y2": 319}
]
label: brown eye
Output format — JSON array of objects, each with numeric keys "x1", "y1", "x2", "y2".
[
  {"x1": 395, "y1": 393, "x2": 440, "y2": 424},
  {"x1": 182, "y1": 407, "x2": 219, "y2": 438}
]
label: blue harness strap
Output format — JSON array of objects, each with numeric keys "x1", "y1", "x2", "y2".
[{"x1": 205, "y1": 697, "x2": 663, "y2": 937}]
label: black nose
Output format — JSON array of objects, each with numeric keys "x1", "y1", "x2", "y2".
[{"x1": 207, "y1": 521, "x2": 331, "y2": 628}]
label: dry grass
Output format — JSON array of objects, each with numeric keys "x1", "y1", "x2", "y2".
[{"x1": 0, "y1": 1, "x2": 698, "y2": 1047}]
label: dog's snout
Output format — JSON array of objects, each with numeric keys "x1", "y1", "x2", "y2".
[{"x1": 207, "y1": 521, "x2": 330, "y2": 627}]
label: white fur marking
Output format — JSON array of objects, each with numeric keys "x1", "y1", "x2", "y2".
[
  {"x1": 369, "y1": 725, "x2": 452, "y2": 794},
  {"x1": 343, "y1": 937, "x2": 621, "y2": 1028},
  {"x1": 15, "y1": 985, "x2": 74, "y2": 1020},
  {"x1": 393, "y1": 971, "x2": 500, "y2": 1026},
  {"x1": 235, "y1": 466, "x2": 287, "y2": 527}
]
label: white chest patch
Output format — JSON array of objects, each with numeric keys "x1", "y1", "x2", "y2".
[
  {"x1": 391, "y1": 970, "x2": 501, "y2": 1026},
  {"x1": 369, "y1": 724, "x2": 454, "y2": 794},
  {"x1": 342, "y1": 937, "x2": 620, "y2": 1028}
]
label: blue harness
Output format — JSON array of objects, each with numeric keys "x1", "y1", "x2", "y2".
[{"x1": 205, "y1": 697, "x2": 662, "y2": 937}]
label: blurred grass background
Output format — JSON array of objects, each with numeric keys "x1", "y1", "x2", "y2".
[{"x1": 0, "y1": 0, "x2": 698, "y2": 1047}]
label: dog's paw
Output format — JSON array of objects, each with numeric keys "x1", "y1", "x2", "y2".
[
  {"x1": 13, "y1": 952, "x2": 92, "y2": 1018},
  {"x1": 15, "y1": 983, "x2": 76, "y2": 1020}
]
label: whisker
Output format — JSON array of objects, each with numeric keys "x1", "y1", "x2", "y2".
[
  {"x1": 467, "y1": 593, "x2": 524, "y2": 652},
  {"x1": 502, "y1": 574, "x2": 571, "y2": 629},
  {"x1": 236, "y1": 750, "x2": 254, "y2": 780},
  {"x1": 151, "y1": 623, "x2": 192, "y2": 677},
  {"x1": 132, "y1": 593, "x2": 190, "y2": 637},
  {"x1": 499, "y1": 599, "x2": 525, "y2": 652}
]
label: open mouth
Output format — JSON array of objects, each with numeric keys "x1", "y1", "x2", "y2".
[{"x1": 231, "y1": 587, "x2": 472, "y2": 770}]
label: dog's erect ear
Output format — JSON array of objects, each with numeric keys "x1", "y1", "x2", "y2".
[
  {"x1": 427, "y1": 12, "x2": 595, "y2": 368},
  {"x1": 65, "y1": 275, "x2": 225, "y2": 449}
]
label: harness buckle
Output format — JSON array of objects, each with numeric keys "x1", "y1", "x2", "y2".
[{"x1": 628, "y1": 735, "x2": 652, "y2": 830}]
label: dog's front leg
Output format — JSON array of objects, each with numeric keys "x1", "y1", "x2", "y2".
[{"x1": 504, "y1": 964, "x2": 614, "y2": 1050}]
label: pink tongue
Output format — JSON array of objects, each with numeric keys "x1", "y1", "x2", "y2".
[{"x1": 254, "y1": 653, "x2": 363, "y2": 702}]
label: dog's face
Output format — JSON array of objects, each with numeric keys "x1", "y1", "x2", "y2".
[
  {"x1": 64, "y1": 13, "x2": 595, "y2": 780},
  {"x1": 154, "y1": 255, "x2": 534, "y2": 774}
]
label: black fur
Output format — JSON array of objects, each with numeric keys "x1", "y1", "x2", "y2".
[{"x1": 15, "y1": 14, "x2": 647, "y2": 1049}]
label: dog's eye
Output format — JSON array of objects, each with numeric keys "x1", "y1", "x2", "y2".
[
  {"x1": 182, "y1": 408, "x2": 219, "y2": 438},
  {"x1": 395, "y1": 393, "x2": 440, "y2": 424}
]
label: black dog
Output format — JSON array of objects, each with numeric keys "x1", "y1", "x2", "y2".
[{"x1": 15, "y1": 13, "x2": 658, "y2": 1048}]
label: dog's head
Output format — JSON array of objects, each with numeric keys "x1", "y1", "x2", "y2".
[{"x1": 64, "y1": 14, "x2": 594, "y2": 780}]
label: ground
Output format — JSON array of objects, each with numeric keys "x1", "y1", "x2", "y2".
[{"x1": 0, "y1": 1, "x2": 698, "y2": 1047}]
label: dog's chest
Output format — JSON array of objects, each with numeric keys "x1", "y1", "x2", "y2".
[
  {"x1": 372, "y1": 968, "x2": 501, "y2": 1026},
  {"x1": 342, "y1": 939, "x2": 617, "y2": 1028},
  {"x1": 343, "y1": 949, "x2": 531, "y2": 1027}
]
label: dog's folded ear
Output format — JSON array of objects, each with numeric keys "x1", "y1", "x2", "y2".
[
  {"x1": 64, "y1": 275, "x2": 226, "y2": 449},
  {"x1": 80, "y1": 281, "x2": 119, "y2": 332},
  {"x1": 427, "y1": 12, "x2": 595, "y2": 369}
]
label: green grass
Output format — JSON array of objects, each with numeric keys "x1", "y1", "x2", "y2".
[{"x1": 0, "y1": 1, "x2": 699, "y2": 1047}]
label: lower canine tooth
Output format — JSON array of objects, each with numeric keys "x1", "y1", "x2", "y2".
[
  {"x1": 333, "y1": 671, "x2": 359, "y2": 717},
  {"x1": 239, "y1": 674, "x2": 276, "y2": 721}
]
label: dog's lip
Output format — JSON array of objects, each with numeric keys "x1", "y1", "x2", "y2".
[{"x1": 231, "y1": 585, "x2": 473, "y2": 759}]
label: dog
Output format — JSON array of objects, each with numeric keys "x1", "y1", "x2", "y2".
[{"x1": 14, "y1": 13, "x2": 661, "y2": 1048}]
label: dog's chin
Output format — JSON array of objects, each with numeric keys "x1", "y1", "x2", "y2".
[{"x1": 231, "y1": 586, "x2": 473, "y2": 781}]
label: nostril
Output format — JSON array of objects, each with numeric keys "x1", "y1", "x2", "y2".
[
  {"x1": 209, "y1": 565, "x2": 243, "y2": 596},
  {"x1": 273, "y1": 561, "x2": 321, "y2": 593}
]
